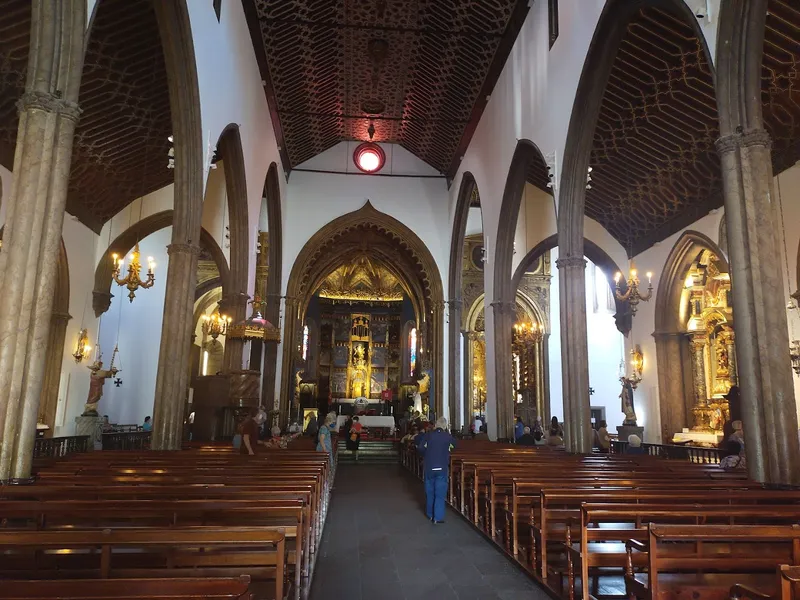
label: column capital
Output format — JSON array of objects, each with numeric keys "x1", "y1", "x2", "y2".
[
  {"x1": 489, "y1": 300, "x2": 516, "y2": 315},
  {"x1": 50, "y1": 311, "x2": 72, "y2": 323},
  {"x1": 555, "y1": 255, "x2": 587, "y2": 270},
  {"x1": 92, "y1": 290, "x2": 113, "y2": 318},
  {"x1": 715, "y1": 128, "x2": 772, "y2": 154},
  {"x1": 220, "y1": 291, "x2": 249, "y2": 308},
  {"x1": 448, "y1": 298, "x2": 463, "y2": 310},
  {"x1": 167, "y1": 243, "x2": 202, "y2": 257},
  {"x1": 17, "y1": 91, "x2": 81, "y2": 122}
]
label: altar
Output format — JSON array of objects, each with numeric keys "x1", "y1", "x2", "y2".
[{"x1": 336, "y1": 415, "x2": 395, "y2": 433}]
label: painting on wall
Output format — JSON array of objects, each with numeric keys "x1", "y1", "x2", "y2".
[
  {"x1": 330, "y1": 371, "x2": 347, "y2": 395},
  {"x1": 371, "y1": 321, "x2": 388, "y2": 341},
  {"x1": 333, "y1": 345, "x2": 348, "y2": 367},
  {"x1": 371, "y1": 346, "x2": 387, "y2": 368},
  {"x1": 370, "y1": 372, "x2": 385, "y2": 396},
  {"x1": 333, "y1": 317, "x2": 349, "y2": 341}
]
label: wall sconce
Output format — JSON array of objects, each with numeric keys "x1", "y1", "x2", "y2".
[
  {"x1": 72, "y1": 328, "x2": 92, "y2": 363},
  {"x1": 620, "y1": 345, "x2": 644, "y2": 390}
]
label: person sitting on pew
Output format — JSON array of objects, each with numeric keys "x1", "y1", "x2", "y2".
[
  {"x1": 547, "y1": 419, "x2": 564, "y2": 446},
  {"x1": 720, "y1": 439, "x2": 746, "y2": 471},
  {"x1": 625, "y1": 434, "x2": 646, "y2": 455},
  {"x1": 142, "y1": 416, "x2": 152, "y2": 432},
  {"x1": 595, "y1": 420, "x2": 611, "y2": 453},
  {"x1": 401, "y1": 425, "x2": 420, "y2": 446},
  {"x1": 517, "y1": 426, "x2": 537, "y2": 446},
  {"x1": 473, "y1": 424, "x2": 489, "y2": 441},
  {"x1": 533, "y1": 429, "x2": 546, "y2": 446},
  {"x1": 240, "y1": 408, "x2": 266, "y2": 456},
  {"x1": 416, "y1": 417, "x2": 457, "y2": 524},
  {"x1": 514, "y1": 416, "x2": 525, "y2": 441}
]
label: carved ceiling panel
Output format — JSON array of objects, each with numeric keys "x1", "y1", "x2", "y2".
[
  {"x1": 587, "y1": 7, "x2": 721, "y2": 256},
  {"x1": 244, "y1": 0, "x2": 527, "y2": 176},
  {"x1": 763, "y1": 0, "x2": 800, "y2": 175},
  {"x1": 0, "y1": 0, "x2": 172, "y2": 233},
  {"x1": 316, "y1": 255, "x2": 405, "y2": 301}
]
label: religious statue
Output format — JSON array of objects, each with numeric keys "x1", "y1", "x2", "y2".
[
  {"x1": 619, "y1": 380, "x2": 637, "y2": 426},
  {"x1": 417, "y1": 372, "x2": 430, "y2": 395},
  {"x1": 413, "y1": 391, "x2": 423, "y2": 416},
  {"x1": 715, "y1": 341, "x2": 729, "y2": 374},
  {"x1": 83, "y1": 360, "x2": 118, "y2": 416},
  {"x1": 294, "y1": 370, "x2": 304, "y2": 406}
]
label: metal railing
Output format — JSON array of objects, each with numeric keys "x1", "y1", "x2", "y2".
[
  {"x1": 33, "y1": 435, "x2": 90, "y2": 459},
  {"x1": 102, "y1": 431, "x2": 152, "y2": 451},
  {"x1": 610, "y1": 440, "x2": 721, "y2": 464}
]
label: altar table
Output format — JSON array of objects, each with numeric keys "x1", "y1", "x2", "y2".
[{"x1": 336, "y1": 415, "x2": 395, "y2": 433}]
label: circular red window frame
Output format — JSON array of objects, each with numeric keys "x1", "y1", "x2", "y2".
[{"x1": 353, "y1": 142, "x2": 386, "y2": 173}]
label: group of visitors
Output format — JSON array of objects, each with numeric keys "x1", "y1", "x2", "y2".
[{"x1": 513, "y1": 415, "x2": 563, "y2": 446}]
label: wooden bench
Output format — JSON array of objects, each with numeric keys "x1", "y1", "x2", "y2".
[
  {"x1": 0, "y1": 575, "x2": 254, "y2": 599},
  {"x1": 625, "y1": 524, "x2": 800, "y2": 600},
  {"x1": 0, "y1": 527, "x2": 286, "y2": 600}
]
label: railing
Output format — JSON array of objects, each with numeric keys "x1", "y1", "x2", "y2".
[
  {"x1": 33, "y1": 435, "x2": 90, "y2": 459},
  {"x1": 111, "y1": 424, "x2": 142, "y2": 433},
  {"x1": 610, "y1": 440, "x2": 721, "y2": 464},
  {"x1": 102, "y1": 431, "x2": 152, "y2": 451}
]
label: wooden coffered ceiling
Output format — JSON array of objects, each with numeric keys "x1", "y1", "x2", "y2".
[
  {"x1": 242, "y1": 0, "x2": 529, "y2": 177},
  {"x1": 586, "y1": 6, "x2": 721, "y2": 256},
  {"x1": 0, "y1": 0, "x2": 172, "y2": 233},
  {"x1": 590, "y1": 1, "x2": 800, "y2": 256}
]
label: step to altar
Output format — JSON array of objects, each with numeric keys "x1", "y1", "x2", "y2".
[{"x1": 338, "y1": 440, "x2": 399, "y2": 463}]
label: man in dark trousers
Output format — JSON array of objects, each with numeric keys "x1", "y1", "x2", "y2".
[{"x1": 416, "y1": 417, "x2": 457, "y2": 523}]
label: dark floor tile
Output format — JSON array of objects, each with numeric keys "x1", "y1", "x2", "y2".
[{"x1": 451, "y1": 584, "x2": 502, "y2": 600}]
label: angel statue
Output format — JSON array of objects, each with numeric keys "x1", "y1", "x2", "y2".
[
  {"x1": 83, "y1": 360, "x2": 119, "y2": 416},
  {"x1": 619, "y1": 380, "x2": 637, "y2": 426}
]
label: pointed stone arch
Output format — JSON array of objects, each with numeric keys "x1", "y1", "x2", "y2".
[
  {"x1": 260, "y1": 162, "x2": 283, "y2": 409},
  {"x1": 280, "y1": 201, "x2": 444, "y2": 423},
  {"x1": 492, "y1": 139, "x2": 551, "y2": 440},
  {"x1": 653, "y1": 230, "x2": 728, "y2": 442},
  {"x1": 448, "y1": 171, "x2": 479, "y2": 429}
]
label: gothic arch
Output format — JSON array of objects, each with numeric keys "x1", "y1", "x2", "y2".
[
  {"x1": 448, "y1": 171, "x2": 478, "y2": 428},
  {"x1": 654, "y1": 230, "x2": 728, "y2": 442},
  {"x1": 280, "y1": 201, "x2": 444, "y2": 423},
  {"x1": 92, "y1": 210, "x2": 230, "y2": 316},
  {"x1": 511, "y1": 233, "x2": 632, "y2": 335},
  {"x1": 492, "y1": 139, "x2": 554, "y2": 440},
  {"x1": 261, "y1": 162, "x2": 283, "y2": 409}
]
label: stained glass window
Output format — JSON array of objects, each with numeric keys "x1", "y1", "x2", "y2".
[
  {"x1": 302, "y1": 325, "x2": 309, "y2": 361},
  {"x1": 409, "y1": 327, "x2": 417, "y2": 374}
]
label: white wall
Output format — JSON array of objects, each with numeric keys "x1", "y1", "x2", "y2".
[
  {"x1": 548, "y1": 249, "x2": 624, "y2": 428},
  {"x1": 96, "y1": 227, "x2": 171, "y2": 426}
]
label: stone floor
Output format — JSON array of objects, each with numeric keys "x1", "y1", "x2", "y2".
[{"x1": 308, "y1": 464, "x2": 548, "y2": 600}]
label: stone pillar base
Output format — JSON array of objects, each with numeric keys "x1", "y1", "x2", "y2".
[
  {"x1": 75, "y1": 416, "x2": 103, "y2": 450},
  {"x1": 617, "y1": 425, "x2": 644, "y2": 443}
]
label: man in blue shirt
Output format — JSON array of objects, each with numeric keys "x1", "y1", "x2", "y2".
[
  {"x1": 514, "y1": 416, "x2": 524, "y2": 441},
  {"x1": 416, "y1": 417, "x2": 457, "y2": 523}
]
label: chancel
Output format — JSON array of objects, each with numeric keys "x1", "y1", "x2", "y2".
[{"x1": 1, "y1": 0, "x2": 800, "y2": 598}]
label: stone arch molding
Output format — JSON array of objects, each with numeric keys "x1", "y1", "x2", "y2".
[
  {"x1": 92, "y1": 210, "x2": 230, "y2": 317},
  {"x1": 280, "y1": 201, "x2": 445, "y2": 422},
  {"x1": 653, "y1": 230, "x2": 728, "y2": 442}
]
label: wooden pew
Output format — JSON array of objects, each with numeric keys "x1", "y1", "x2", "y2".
[
  {"x1": 570, "y1": 504, "x2": 800, "y2": 600},
  {"x1": 0, "y1": 527, "x2": 286, "y2": 600},
  {"x1": 0, "y1": 575, "x2": 254, "y2": 599},
  {"x1": 781, "y1": 565, "x2": 800, "y2": 599},
  {"x1": 624, "y1": 524, "x2": 800, "y2": 600}
]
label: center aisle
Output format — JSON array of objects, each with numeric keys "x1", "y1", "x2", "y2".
[{"x1": 308, "y1": 464, "x2": 547, "y2": 600}]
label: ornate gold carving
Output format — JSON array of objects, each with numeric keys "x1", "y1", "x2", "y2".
[{"x1": 317, "y1": 255, "x2": 404, "y2": 301}]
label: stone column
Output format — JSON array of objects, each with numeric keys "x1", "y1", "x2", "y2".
[
  {"x1": 463, "y1": 330, "x2": 475, "y2": 421},
  {"x1": 716, "y1": 130, "x2": 800, "y2": 485},
  {"x1": 689, "y1": 336, "x2": 708, "y2": 409},
  {"x1": 556, "y1": 255, "x2": 592, "y2": 453},
  {"x1": 220, "y1": 291, "x2": 248, "y2": 373},
  {"x1": 448, "y1": 298, "x2": 463, "y2": 429},
  {"x1": 39, "y1": 311, "x2": 72, "y2": 431},
  {"x1": 431, "y1": 300, "x2": 445, "y2": 423},
  {"x1": 151, "y1": 243, "x2": 201, "y2": 450},
  {"x1": 542, "y1": 333, "x2": 552, "y2": 425},
  {"x1": 261, "y1": 292, "x2": 282, "y2": 412},
  {"x1": 277, "y1": 297, "x2": 300, "y2": 424},
  {"x1": 534, "y1": 340, "x2": 545, "y2": 422},
  {"x1": 0, "y1": 0, "x2": 85, "y2": 482},
  {"x1": 491, "y1": 300, "x2": 516, "y2": 441}
]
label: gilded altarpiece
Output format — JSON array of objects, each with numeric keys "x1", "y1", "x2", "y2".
[{"x1": 684, "y1": 250, "x2": 737, "y2": 432}]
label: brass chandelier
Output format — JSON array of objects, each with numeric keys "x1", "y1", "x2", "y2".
[
  {"x1": 513, "y1": 321, "x2": 544, "y2": 348},
  {"x1": 112, "y1": 243, "x2": 155, "y2": 302},
  {"x1": 614, "y1": 269, "x2": 653, "y2": 317},
  {"x1": 202, "y1": 309, "x2": 231, "y2": 340}
]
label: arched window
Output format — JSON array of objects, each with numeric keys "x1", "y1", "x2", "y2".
[
  {"x1": 302, "y1": 325, "x2": 309, "y2": 361},
  {"x1": 409, "y1": 327, "x2": 417, "y2": 374}
]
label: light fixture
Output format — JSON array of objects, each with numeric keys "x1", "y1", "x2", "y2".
[
  {"x1": 111, "y1": 243, "x2": 156, "y2": 302},
  {"x1": 167, "y1": 135, "x2": 175, "y2": 169},
  {"x1": 353, "y1": 142, "x2": 385, "y2": 173},
  {"x1": 227, "y1": 295, "x2": 281, "y2": 343},
  {"x1": 201, "y1": 309, "x2": 231, "y2": 340},
  {"x1": 513, "y1": 321, "x2": 544, "y2": 347},
  {"x1": 620, "y1": 346, "x2": 644, "y2": 390},
  {"x1": 614, "y1": 269, "x2": 653, "y2": 317},
  {"x1": 586, "y1": 166, "x2": 593, "y2": 190},
  {"x1": 72, "y1": 328, "x2": 92, "y2": 363}
]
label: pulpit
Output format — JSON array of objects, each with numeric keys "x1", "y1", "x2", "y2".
[{"x1": 191, "y1": 370, "x2": 261, "y2": 441}]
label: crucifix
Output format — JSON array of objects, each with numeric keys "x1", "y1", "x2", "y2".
[{"x1": 588, "y1": 387, "x2": 595, "y2": 396}]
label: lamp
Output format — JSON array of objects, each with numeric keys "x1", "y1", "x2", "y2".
[
  {"x1": 227, "y1": 295, "x2": 281, "y2": 343},
  {"x1": 201, "y1": 309, "x2": 231, "y2": 340},
  {"x1": 111, "y1": 243, "x2": 156, "y2": 302},
  {"x1": 72, "y1": 328, "x2": 92, "y2": 363},
  {"x1": 513, "y1": 321, "x2": 544, "y2": 348},
  {"x1": 620, "y1": 345, "x2": 644, "y2": 390},
  {"x1": 614, "y1": 269, "x2": 653, "y2": 317}
]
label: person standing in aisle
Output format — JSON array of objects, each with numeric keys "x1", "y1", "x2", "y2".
[{"x1": 416, "y1": 417, "x2": 457, "y2": 524}]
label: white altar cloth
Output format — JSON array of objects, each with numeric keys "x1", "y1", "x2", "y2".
[{"x1": 336, "y1": 415, "x2": 395, "y2": 432}]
